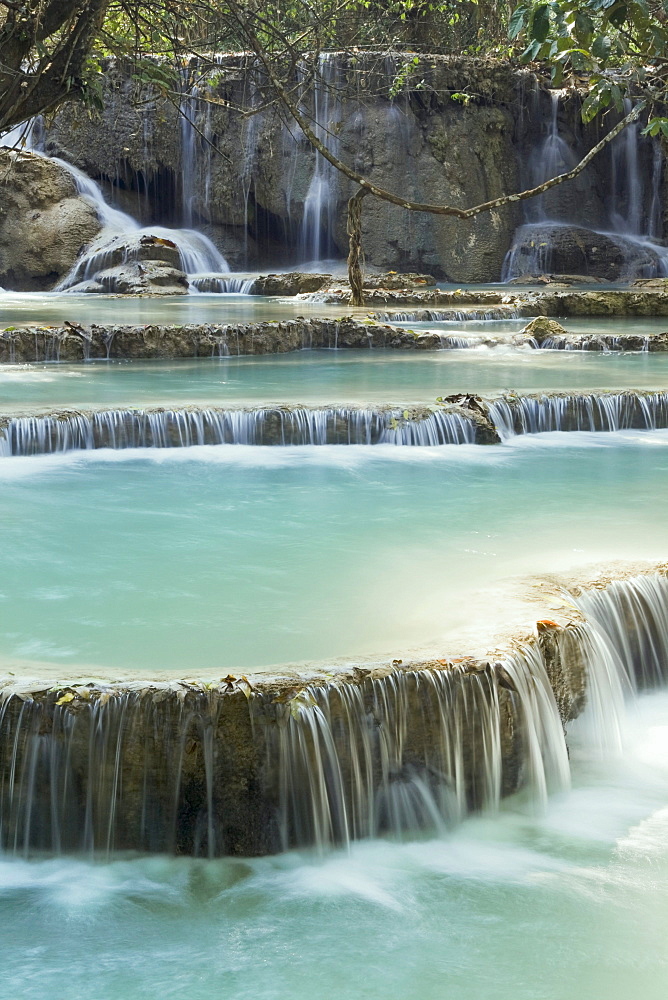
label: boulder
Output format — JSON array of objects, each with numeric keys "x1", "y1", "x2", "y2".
[
  {"x1": 251, "y1": 272, "x2": 332, "y2": 296},
  {"x1": 62, "y1": 232, "x2": 188, "y2": 290},
  {"x1": 79, "y1": 260, "x2": 189, "y2": 295},
  {"x1": 520, "y1": 317, "x2": 570, "y2": 343},
  {"x1": 505, "y1": 224, "x2": 668, "y2": 282},
  {"x1": 0, "y1": 149, "x2": 102, "y2": 290}
]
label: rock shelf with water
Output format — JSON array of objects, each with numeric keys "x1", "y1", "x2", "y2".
[
  {"x1": 4, "y1": 309, "x2": 668, "y2": 363},
  {"x1": 1, "y1": 568, "x2": 666, "y2": 856},
  {"x1": 4, "y1": 390, "x2": 668, "y2": 455}
]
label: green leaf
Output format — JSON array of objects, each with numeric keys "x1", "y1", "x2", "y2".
[
  {"x1": 508, "y1": 3, "x2": 528, "y2": 39},
  {"x1": 531, "y1": 3, "x2": 551, "y2": 42},
  {"x1": 591, "y1": 34, "x2": 612, "y2": 58},
  {"x1": 610, "y1": 83, "x2": 624, "y2": 111},
  {"x1": 574, "y1": 10, "x2": 594, "y2": 43},
  {"x1": 608, "y1": 2, "x2": 629, "y2": 28},
  {"x1": 520, "y1": 38, "x2": 543, "y2": 61},
  {"x1": 581, "y1": 92, "x2": 603, "y2": 123}
]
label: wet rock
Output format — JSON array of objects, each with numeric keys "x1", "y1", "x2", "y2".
[
  {"x1": 506, "y1": 224, "x2": 667, "y2": 282},
  {"x1": 520, "y1": 317, "x2": 569, "y2": 343},
  {"x1": 531, "y1": 289, "x2": 668, "y2": 317},
  {"x1": 361, "y1": 272, "x2": 437, "y2": 290},
  {"x1": 0, "y1": 149, "x2": 102, "y2": 290},
  {"x1": 82, "y1": 260, "x2": 189, "y2": 295},
  {"x1": 251, "y1": 272, "x2": 331, "y2": 296},
  {"x1": 507, "y1": 273, "x2": 610, "y2": 287},
  {"x1": 632, "y1": 277, "x2": 668, "y2": 290}
]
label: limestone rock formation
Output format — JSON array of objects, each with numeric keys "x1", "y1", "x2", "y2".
[
  {"x1": 81, "y1": 260, "x2": 189, "y2": 295},
  {"x1": 43, "y1": 56, "x2": 529, "y2": 279},
  {"x1": 251, "y1": 272, "x2": 332, "y2": 296},
  {"x1": 520, "y1": 317, "x2": 570, "y2": 343},
  {"x1": 64, "y1": 233, "x2": 190, "y2": 293},
  {"x1": 0, "y1": 149, "x2": 102, "y2": 290}
]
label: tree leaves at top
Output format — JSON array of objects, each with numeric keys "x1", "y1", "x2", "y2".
[{"x1": 507, "y1": 0, "x2": 668, "y2": 121}]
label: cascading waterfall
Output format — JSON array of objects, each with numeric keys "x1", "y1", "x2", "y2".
[
  {"x1": 5, "y1": 391, "x2": 668, "y2": 457},
  {"x1": 271, "y1": 652, "x2": 569, "y2": 852},
  {"x1": 503, "y1": 90, "x2": 668, "y2": 281},
  {"x1": 0, "y1": 112, "x2": 229, "y2": 288},
  {"x1": 1, "y1": 573, "x2": 667, "y2": 856},
  {"x1": 373, "y1": 308, "x2": 523, "y2": 322},
  {"x1": 190, "y1": 275, "x2": 257, "y2": 293},
  {"x1": 487, "y1": 390, "x2": 668, "y2": 440},
  {"x1": 0, "y1": 406, "x2": 476, "y2": 455}
]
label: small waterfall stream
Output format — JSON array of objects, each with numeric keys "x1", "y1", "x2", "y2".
[
  {"x1": 298, "y1": 54, "x2": 342, "y2": 263},
  {"x1": 486, "y1": 391, "x2": 668, "y2": 439}
]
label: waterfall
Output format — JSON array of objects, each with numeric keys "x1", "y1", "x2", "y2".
[
  {"x1": 5, "y1": 392, "x2": 668, "y2": 456},
  {"x1": 0, "y1": 406, "x2": 476, "y2": 455},
  {"x1": 0, "y1": 112, "x2": 229, "y2": 288},
  {"x1": 299, "y1": 54, "x2": 341, "y2": 263},
  {"x1": 610, "y1": 98, "x2": 643, "y2": 236},
  {"x1": 0, "y1": 648, "x2": 569, "y2": 856},
  {"x1": 190, "y1": 275, "x2": 257, "y2": 294},
  {"x1": 180, "y1": 81, "x2": 200, "y2": 228},
  {"x1": 487, "y1": 391, "x2": 668, "y2": 440},
  {"x1": 504, "y1": 90, "x2": 668, "y2": 281},
  {"x1": 2, "y1": 573, "x2": 668, "y2": 856},
  {"x1": 524, "y1": 92, "x2": 577, "y2": 224},
  {"x1": 271, "y1": 652, "x2": 568, "y2": 852}
]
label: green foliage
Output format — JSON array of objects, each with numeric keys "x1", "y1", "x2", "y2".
[
  {"x1": 388, "y1": 56, "x2": 423, "y2": 97},
  {"x1": 643, "y1": 116, "x2": 668, "y2": 136},
  {"x1": 507, "y1": 0, "x2": 668, "y2": 118}
]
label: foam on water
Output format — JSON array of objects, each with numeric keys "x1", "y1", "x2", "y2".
[{"x1": 3, "y1": 688, "x2": 668, "y2": 999}]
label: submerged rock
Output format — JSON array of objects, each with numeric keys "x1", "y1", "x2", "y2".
[{"x1": 0, "y1": 149, "x2": 102, "y2": 290}]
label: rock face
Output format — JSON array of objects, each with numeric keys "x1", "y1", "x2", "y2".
[
  {"x1": 7, "y1": 56, "x2": 668, "y2": 282},
  {"x1": 251, "y1": 272, "x2": 332, "y2": 296},
  {"x1": 0, "y1": 149, "x2": 102, "y2": 290},
  {"x1": 504, "y1": 223, "x2": 668, "y2": 282}
]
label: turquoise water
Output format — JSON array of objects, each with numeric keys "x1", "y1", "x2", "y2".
[
  {"x1": 2, "y1": 432, "x2": 667, "y2": 678},
  {"x1": 2, "y1": 687, "x2": 668, "y2": 1000},
  {"x1": 3, "y1": 349, "x2": 668, "y2": 413},
  {"x1": 0, "y1": 292, "x2": 359, "y2": 327}
]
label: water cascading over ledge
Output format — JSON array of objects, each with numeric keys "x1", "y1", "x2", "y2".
[
  {"x1": 2, "y1": 572, "x2": 667, "y2": 858},
  {"x1": 4, "y1": 391, "x2": 668, "y2": 456}
]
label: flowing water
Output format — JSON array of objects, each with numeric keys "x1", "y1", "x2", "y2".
[
  {"x1": 2, "y1": 432, "x2": 668, "y2": 678},
  {"x1": 4, "y1": 74, "x2": 668, "y2": 999},
  {"x1": 2, "y1": 685, "x2": 668, "y2": 999}
]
